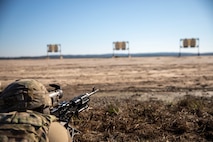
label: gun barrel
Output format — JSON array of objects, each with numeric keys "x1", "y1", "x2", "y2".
[{"x1": 87, "y1": 89, "x2": 99, "y2": 97}]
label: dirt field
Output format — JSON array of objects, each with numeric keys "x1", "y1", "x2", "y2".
[
  {"x1": 1, "y1": 56, "x2": 213, "y2": 100},
  {"x1": 0, "y1": 56, "x2": 213, "y2": 141}
]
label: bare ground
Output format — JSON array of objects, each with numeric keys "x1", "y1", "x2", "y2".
[{"x1": 0, "y1": 56, "x2": 213, "y2": 141}]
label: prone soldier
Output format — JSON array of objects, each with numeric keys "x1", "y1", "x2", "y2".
[{"x1": 0, "y1": 79, "x2": 72, "y2": 142}]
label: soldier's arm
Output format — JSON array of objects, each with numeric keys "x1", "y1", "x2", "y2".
[{"x1": 48, "y1": 122, "x2": 72, "y2": 142}]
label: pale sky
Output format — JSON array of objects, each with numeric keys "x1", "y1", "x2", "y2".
[{"x1": 0, "y1": 0, "x2": 212, "y2": 57}]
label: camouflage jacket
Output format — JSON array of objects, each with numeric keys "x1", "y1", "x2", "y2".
[{"x1": 0, "y1": 110, "x2": 57, "y2": 142}]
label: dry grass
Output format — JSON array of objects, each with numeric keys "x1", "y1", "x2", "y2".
[{"x1": 72, "y1": 95, "x2": 213, "y2": 142}]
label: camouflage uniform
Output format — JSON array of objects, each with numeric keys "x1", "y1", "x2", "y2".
[
  {"x1": 0, "y1": 79, "x2": 71, "y2": 142},
  {"x1": 0, "y1": 110, "x2": 56, "y2": 142}
]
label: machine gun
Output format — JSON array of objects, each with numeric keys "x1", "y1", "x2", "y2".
[{"x1": 49, "y1": 85, "x2": 99, "y2": 139}]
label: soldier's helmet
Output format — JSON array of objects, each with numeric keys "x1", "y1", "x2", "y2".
[{"x1": 0, "y1": 79, "x2": 52, "y2": 113}]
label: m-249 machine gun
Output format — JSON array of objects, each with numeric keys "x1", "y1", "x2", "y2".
[{"x1": 48, "y1": 84, "x2": 99, "y2": 139}]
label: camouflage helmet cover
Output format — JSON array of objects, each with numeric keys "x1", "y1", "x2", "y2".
[{"x1": 0, "y1": 79, "x2": 52, "y2": 113}]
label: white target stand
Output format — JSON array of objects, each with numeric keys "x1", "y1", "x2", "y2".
[
  {"x1": 47, "y1": 44, "x2": 63, "y2": 59},
  {"x1": 179, "y1": 38, "x2": 199, "y2": 57},
  {"x1": 112, "y1": 41, "x2": 130, "y2": 58}
]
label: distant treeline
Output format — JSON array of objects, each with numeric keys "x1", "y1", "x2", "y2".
[{"x1": 0, "y1": 52, "x2": 213, "y2": 60}]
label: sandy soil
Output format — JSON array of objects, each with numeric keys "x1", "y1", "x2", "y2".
[{"x1": 0, "y1": 56, "x2": 213, "y2": 101}]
